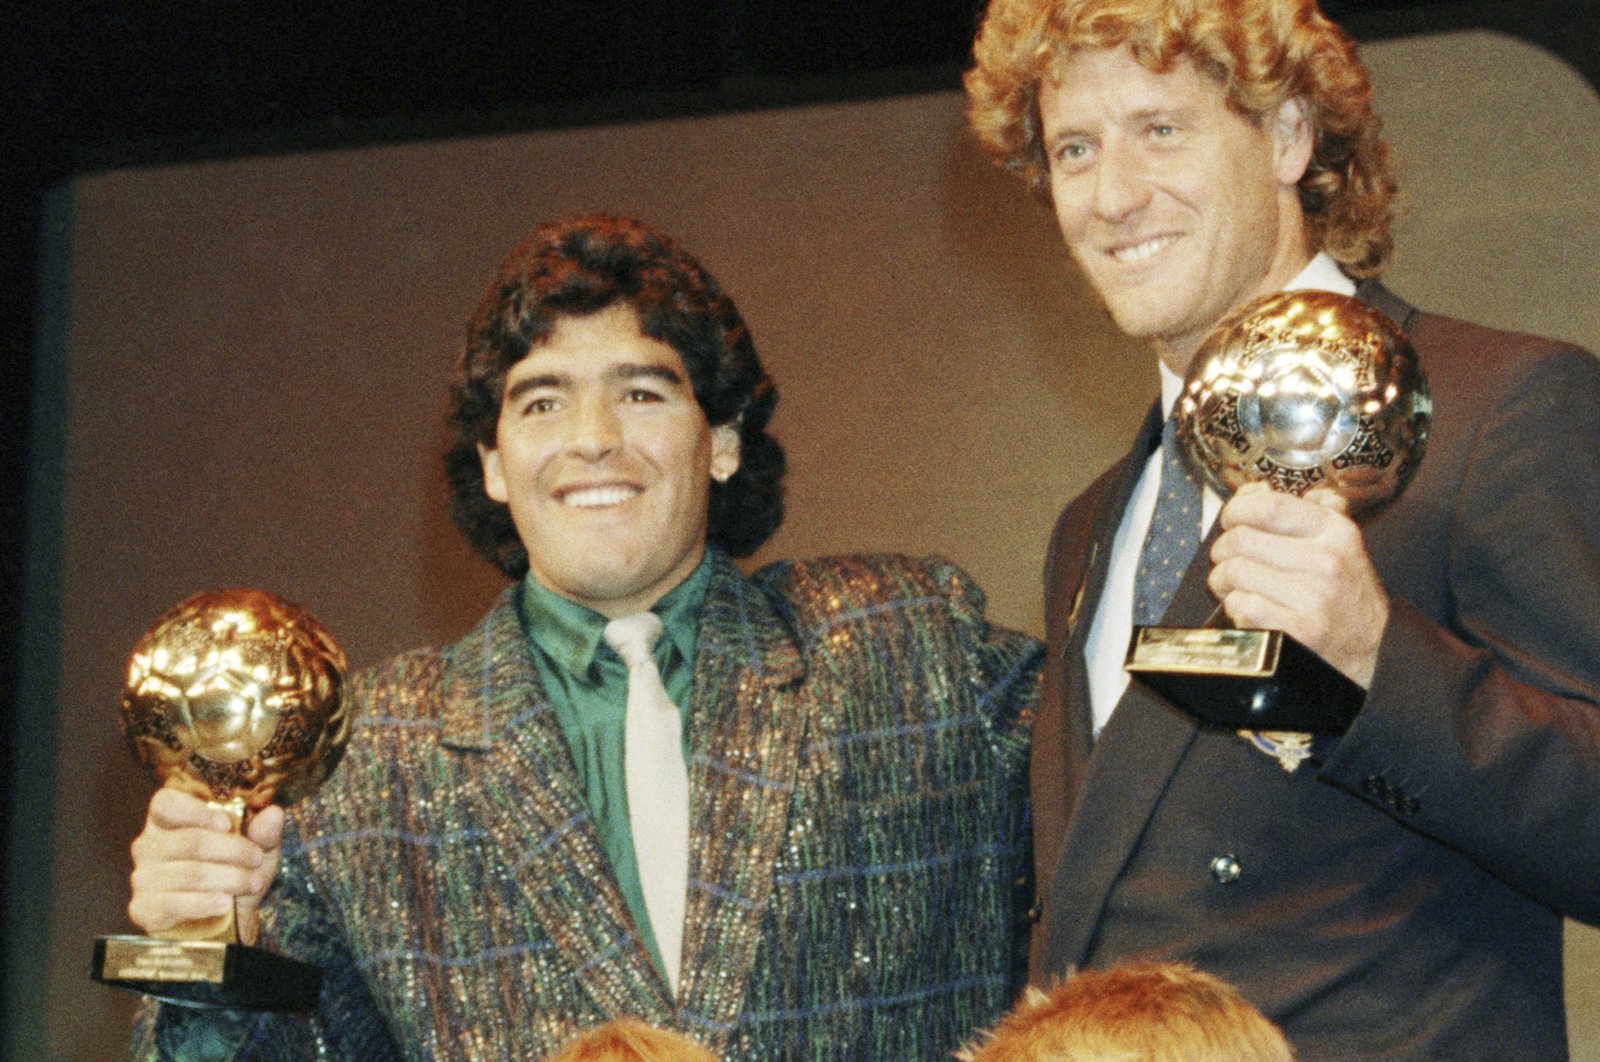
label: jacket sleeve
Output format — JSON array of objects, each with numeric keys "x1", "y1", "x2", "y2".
[
  {"x1": 1323, "y1": 343, "x2": 1600, "y2": 923},
  {"x1": 926, "y1": 556, "x2": 1043, "y2": 990},
  {"x1": 133, "y1": 820, "x2": 403, "y2": 1061},
  {"x1": 926, "y1": 557, "x2": 1044, "y2": 756}
]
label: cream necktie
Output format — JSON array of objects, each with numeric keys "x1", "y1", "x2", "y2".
[{"x1": 602, "y1": 611, "x2": 688, "y2": 998}]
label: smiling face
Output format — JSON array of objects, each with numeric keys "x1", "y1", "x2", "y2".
[
  {"x1": 1038, "y1": 47, "x2": 1314, "y2": 374},
  {"x1": 478, "y1": 303, "x2": 741, "y2": 619}
]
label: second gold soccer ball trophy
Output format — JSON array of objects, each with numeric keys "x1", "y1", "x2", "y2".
[{"x1": 1125, "y1": 290, "x2": 1432, "y2": 735}]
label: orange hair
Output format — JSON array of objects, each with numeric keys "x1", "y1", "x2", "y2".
[
  {"x1": 957, "y1": 962, "x2": 1294, "y2": 1062},
  {"x1": 544, "y1": 1019, "x2": 720, "y2": 1062},
  {"x1": 964, "y1": 0, "x2": 1397, "y2": 277}
]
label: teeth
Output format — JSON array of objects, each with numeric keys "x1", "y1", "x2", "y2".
[
  {"x1": 1112, "y1": 235, "x2": 1177, "y2": 263},
  {"x1": 562, "y1": 486, "x2": 640, "y2": 508}
]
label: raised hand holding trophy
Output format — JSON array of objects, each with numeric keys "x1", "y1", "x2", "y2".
[
  {"x1": 91, "y1": 589, "x2": 349, "y2": 1011},
  {"x1": 1124, "y1": 290, "x2": 1431, "y2": 736}
]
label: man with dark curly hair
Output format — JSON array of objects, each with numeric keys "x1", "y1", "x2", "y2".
[
  {"x1": 966, "y1": 0, "x2": 1600, "y2": 1056},
  {"x1": 124, "y1": 214, "x2": 1041, "y2": 1060}
]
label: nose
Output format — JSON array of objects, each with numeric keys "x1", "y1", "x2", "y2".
[
  {"x1": 565, "y1": 394, "x2": 621, "y2": 460},
  {"x1": 1091, "y1": 141, "x2": 1152, "y2": 223}
]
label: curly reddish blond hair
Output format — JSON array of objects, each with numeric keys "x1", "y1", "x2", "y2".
[
  {"x1": 545, "y1": 1019, "x2": 720, "y2": 1062},
  {"x1": 957, "y1": 962, "x2": 1294, "y2": 1062},
  {"x1": 965, "y1": 0, "x2": 1397, "y2": 277}
]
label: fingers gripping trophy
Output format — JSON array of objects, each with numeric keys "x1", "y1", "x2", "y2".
[
  {"x1": 1124, "y1": 290, "x2": 1432, "y2": 735},
  {"x1": 91, "y1": 589, "x2": 349, "y2": 1011}
]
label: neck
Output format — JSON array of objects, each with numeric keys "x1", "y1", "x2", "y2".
[
  {"x1": 1155, "y1": 244, "x2": 1318, "y2": 376},
  {"x1": 1153, "y1": 336, "x2": 1199, "y2": 377}
]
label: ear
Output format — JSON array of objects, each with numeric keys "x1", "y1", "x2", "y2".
[
  {"x1": 1272, "y1": 97, "x2": 1314, "y2": 187},
  {"x1": 709, "y1": 423, "x2": 742, "y2": 484},
  {"x1": 477, "y1": 442, "x2": 510, "y2": 504}
]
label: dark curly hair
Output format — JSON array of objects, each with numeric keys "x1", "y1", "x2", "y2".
[
  {"x1": 445, "y1": 214, "x2": 786, "y2": 579},
  {"x1": 965, "y1": 0, "x2": 1398, "y2": 277}
]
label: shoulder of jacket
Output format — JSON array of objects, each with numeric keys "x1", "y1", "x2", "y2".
[
  {"x1": 752, "y1": 553, "x2": 981, "y2": 632},
  {"x1": 1362, "y1": 280, "x2": 1593, "y2": 386},
  {"x1": 346, "y1": 644, "x2": 449, "y2": 724}
]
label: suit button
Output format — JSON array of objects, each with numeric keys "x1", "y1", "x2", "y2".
[
  {"x1": 1363, "y1": 774, "x2": 1386, "y2": 797},
  {"x1": 1401, "y1": 795, "x2": 1421, "y2": 815},
  {"x1": 1210, "y1": 854, "x2": 1242, "y2": 884},
  {"x1": 1022, "y1": 899, "x2": 1043, "y2": 926}
]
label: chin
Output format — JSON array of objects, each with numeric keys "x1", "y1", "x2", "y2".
[
  {"x1": 533, "y1": 559, "x2": 632, "y2": 598},
  {"x1": 1107, "y1": 309, "x2": 1179, "y2": 342}
]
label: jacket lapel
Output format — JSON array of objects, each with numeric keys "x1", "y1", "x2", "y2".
[
  {"x1": 1356, "y1": 279, "x2": 1418, "y2": 333},
  {"x1": 439, "y1": 587, "x2": 670, "y2": 1023},
  {"x1": 1055, "y1": 405, "x2": 1165, "y2": 819},
  {"x1": 1045, "y1": 675, "x2": 1201, "y2": 968},
  {"x1": 1044, "y1": 404, "x2": 1216, "y2": 970},
  {"x1": 675, "y1": 554, "x2": 805, "y2": 1047}
]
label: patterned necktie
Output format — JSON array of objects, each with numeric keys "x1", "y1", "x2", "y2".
[
  {"x1": 1133, "y1": 415, "x2": 1204, "y2": 626},
  {"x1": 602, "y1": 611, "x2": 688, "y2": 998}
]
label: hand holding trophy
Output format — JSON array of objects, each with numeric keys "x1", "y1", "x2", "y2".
[
  {"x1": 1124, "y1": 290, "x2": 1431, "y2": 735},
  {"x1": 92, "y1": 589, "x2": 349, "y2": 1011}
]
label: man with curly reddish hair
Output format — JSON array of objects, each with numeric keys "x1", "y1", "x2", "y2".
[{"x1": 966, "y1": 0, "x2": 1600, "y2": 1055}]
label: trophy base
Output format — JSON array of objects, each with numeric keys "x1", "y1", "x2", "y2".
[
  {"x1": 91, "y1": 935, "x2": 321, "y2": 1011},
  {"x1": 1125, "y1": 625, "x2": 1363, "y2": 734}
]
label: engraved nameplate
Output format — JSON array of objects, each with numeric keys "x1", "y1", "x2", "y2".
[
  {"x1": 1125, "y1": 626, "x2": 1280, "y2": 677},
  {"x1": 99, "y1": 937, "x2": 228, "y2": 983}
]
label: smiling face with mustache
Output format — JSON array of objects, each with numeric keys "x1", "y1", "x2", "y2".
[{"x1": 478, "y1": 302, "x2": 742, "y2": 619}]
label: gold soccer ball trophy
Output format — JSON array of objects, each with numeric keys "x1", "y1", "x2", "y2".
[{"x1": 92, "y1": 589, "x2": 349, "y2": 1011}]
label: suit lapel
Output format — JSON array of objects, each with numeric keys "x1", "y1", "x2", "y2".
[
  {"x1": 1356, "y1": 279, "x2": 1418, "y2": 333},
  {"x1": 1045, "y1": 404, "x2": 1220, "y2": 970},
  {"x1": 1046, "y1": 680, "x2": 1201, "y2": 967},
  {"x1": 439, "y1": 588, "x2": 670, "y2": 1023},
  {"x1": 1048, "y1": 403, "x2": 1163, "y2": 824},
  {"x1": 675, "y1": 554, "x2": 805, "y2": 1048}
]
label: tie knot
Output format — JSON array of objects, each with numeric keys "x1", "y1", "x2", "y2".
[
  {"x1": 603, "y1": 611, "x2": 665, "y2": 668},
  {"x1": 1160, "y1": 412, "x2": 1184, "y2": 456}
]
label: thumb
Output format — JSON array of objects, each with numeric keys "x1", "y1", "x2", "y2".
[
  {"x1": 245, "y1": 804, "x2": 286, "y2": 853},
  {"x1": 235, "y1": 805, "x2": 286, "y2": 945},
  {"x1": 1304, "y1": 485, "x2": 1350, "y2": 514}
]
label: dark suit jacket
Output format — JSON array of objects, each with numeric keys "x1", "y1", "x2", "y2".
[
  {"x1": 1034, "y1": 283, "x2": 1600, "y2": 1060},
  {"x1": 141, "y1": 552, "x2": 1040, "y2": 1061}
]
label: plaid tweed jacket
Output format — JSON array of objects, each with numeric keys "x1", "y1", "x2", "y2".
[{"x1": 139, "y1": 552, "x2": 1040, "y2": 1060}]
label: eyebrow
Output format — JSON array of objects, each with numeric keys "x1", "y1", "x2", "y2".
[
  {"x1": 503, "y1": 361, "x2": 688, "y2": 403},
  {"x1": 1047, "y1": 104, "x2": 1197, "y2": 146},
  {"x1": 1128, "y1": 104, "x2": 1187, "y2": 121}
]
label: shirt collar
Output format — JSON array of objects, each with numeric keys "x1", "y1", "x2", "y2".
[
  {"x1": 1286, "y1": 251, "x2": 1358, "y2": 299},
  {"x1": 651, "y1": 552, "x2": 712, "y2": 670},
  {"x1": 519, "y1": 550, "x2": 713, "y2": 680}
]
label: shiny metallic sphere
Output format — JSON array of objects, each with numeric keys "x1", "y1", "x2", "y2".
[
  {"x1": 1175, "y1": 290, "x2": 1432, "y2": 519},
  {"x1": 120, "y1": 589, "x2": 349, "y2": 811}
]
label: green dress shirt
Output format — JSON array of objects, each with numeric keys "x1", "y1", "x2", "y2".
[{"x1": 517, "y1": 555, "x2": 709, "y2": 977}]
